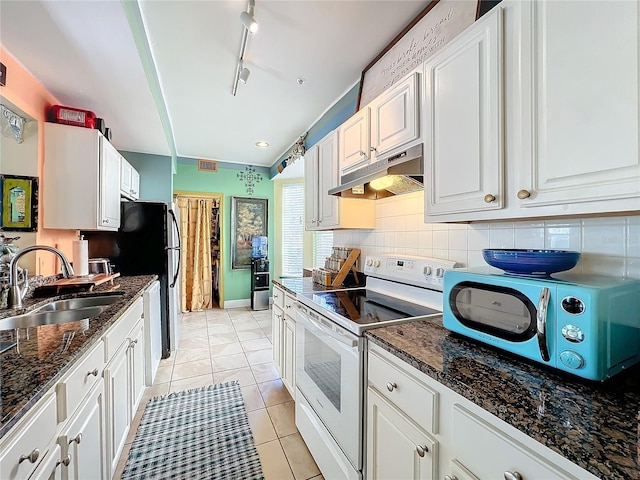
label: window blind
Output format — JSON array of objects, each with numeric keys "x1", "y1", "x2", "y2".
[
  {"x1": 313, "y1": 231, "x2": 333, "y2": 268},
  {"x1": 282, "y1": 183, "x2": 304, "y2": 277}
]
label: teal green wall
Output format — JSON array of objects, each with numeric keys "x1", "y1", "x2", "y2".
[
  {"x1": 269, "y1": 84, "x2": 359, "y2": 178},
  {"x1": 121, "y1": 151, "x2": 173, "y2": 202},
  {"x1": 173, "y1": 159, "x2": 274, "y2": 305}
]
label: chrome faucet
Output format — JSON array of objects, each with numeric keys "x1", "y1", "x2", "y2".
[{"x1": 7, "y1": 245, "x2": 75, "y2": 309}]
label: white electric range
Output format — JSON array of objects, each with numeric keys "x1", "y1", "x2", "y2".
[{"x1": 294, "y1": 254, "x2": 461, "y2": 480}]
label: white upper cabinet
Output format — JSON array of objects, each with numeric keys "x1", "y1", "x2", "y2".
[
  {"x1": 339, "y1": 72, "x2": 420, "y2": 178},
  {"x1": 516, "y1": 0, "x2": 640, "y2": 209},
  {"x1": 305, "y1": 130, "x2": 375, "y2": 231},
  {"x1": 424, "y1": 0, "x2": 640, "y2": 222},
  {"x1": 120, "y1": 157, "x2": 140, "y2": 200},
  {"x1": 339, "y1": 108, "x2": 371, "y2": 176},
  {"x1": 370, "y1": 72, "x2": 420, "y2": 160},
  {"x1": 424, "y1": 7, "x2": 503, "y2": 216},
  {"x1": 44, "y1": 123, "x2": 121, "y2": 230}
]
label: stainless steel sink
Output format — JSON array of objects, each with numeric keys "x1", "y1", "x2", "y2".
[
  {"x1": 0, "y1": 306, "x2": 106, "y2": 331},
  {"x1": 32, "y1": 294, "x2": 123, "y2": 313}
]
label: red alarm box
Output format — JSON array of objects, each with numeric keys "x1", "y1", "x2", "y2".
[{"x1": 48, "y1": 105, "x2": 97, "y2": 128}]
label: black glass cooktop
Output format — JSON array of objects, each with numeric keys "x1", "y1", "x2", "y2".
[{"x1": 300, "y1": 289, "x2": 440, "y2": 326}]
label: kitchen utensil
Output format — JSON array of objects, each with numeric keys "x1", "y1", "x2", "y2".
[{"x1": 482, "y1": 249, "x2": 580, "y2": 276}]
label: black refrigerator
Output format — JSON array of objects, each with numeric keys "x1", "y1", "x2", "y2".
[{"x1": 82, "y1": 200, "x2": 181, "y2": 358}]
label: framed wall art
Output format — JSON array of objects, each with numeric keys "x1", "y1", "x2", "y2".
[
  {"x1": 231, "y1": 196, "x2": 268, "y2": 269},
  {"x1": 0, "y1": 174, "x2": 38, "y2": 232}
]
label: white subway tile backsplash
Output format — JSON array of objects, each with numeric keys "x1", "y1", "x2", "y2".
[
  {"x1": 331, "y1": 206, "x2": 640, "y2": 279},
  {"x1": 449, "y1": 228, "x2": 468, "y2": 251},
  {"x1": 433, "y1": 230, "x2": 449, "y2": 250},
  {"x1": 514, "y1": 227, "x2": 545, "y2": 249},
  {"x1": 489, "y1": 227, "x2": 515, "y2": 249},
  {"x1": 468, "y1": 226, "x2": 490, "y2": 251}
]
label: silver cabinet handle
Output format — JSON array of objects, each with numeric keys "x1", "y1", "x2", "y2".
[
  {"x1": 130, "y1": 339, "x2": 139, "y2": 346},
  {"x1": 444, "y1": 476, "x2": 458, "y2": 480},
  {"x1": 87, "y1": 368, "x2": 99, "y2": 377},
  {"x1": 386, "y1": 382, "x2": 397, "y2": 392},
  {"x1": 69, "y1": 433, "x2": 82, "y2": 445},
  {"x1": 536, "y1": 287, "x2": 551, "y2": 362},
  {"x1": 504, "y1": 472, "x2": 523, "y2": 480},
  {"x1": 19, "y1": 448, "x2": 39, "y2": 464},
  {"x1": 285, "y1": 305, "x2": 291, "y2": 310},
  {"x1": 415, "y1": 445, "x2": 429, "y2": 457},
  {"x1": 56, "y1": 454, "x2": 71, "y2": 467}
]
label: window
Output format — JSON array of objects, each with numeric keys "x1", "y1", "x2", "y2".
[
  {"x1": 282, "y1": 183, "x2": 304, "y2": 277},
  {"x1": 313, "y1": 231, "x2": 333, "y2": 268}
]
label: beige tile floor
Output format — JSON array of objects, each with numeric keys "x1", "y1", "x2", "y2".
[{"x1": 114, "y1": 306, "x2": 323, "y2": 480}]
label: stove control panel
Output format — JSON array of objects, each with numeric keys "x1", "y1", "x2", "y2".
[{"x1": 364, "y1": 254, "x2": 462, "y2": 290}]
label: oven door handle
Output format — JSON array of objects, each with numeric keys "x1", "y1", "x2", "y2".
[
  {"x1": 536, "y1": 287, "x2": 551, "y2": 362},
  {"x1": 296, "y1": 302, "x2": 358, "y2": 348}
]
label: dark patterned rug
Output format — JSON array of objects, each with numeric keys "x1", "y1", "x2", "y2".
[{"x1": 122, "y1": 381, "x2": 264, "y2": 480}]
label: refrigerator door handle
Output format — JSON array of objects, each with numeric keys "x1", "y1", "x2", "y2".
[{"x1": 168, "y1": 209, "x2": 181, "y2": 288}]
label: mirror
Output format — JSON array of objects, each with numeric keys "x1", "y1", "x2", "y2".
[{"x1": 0, "y1": 97, "x2": 38, "y2": 273}]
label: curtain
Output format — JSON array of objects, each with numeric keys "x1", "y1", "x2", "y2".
[{"x1": 177, "y1": 197, "x2": 213, "y2": 312}]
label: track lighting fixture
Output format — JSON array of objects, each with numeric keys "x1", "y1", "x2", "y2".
[{"x1": 232, "y1": 0, "x2": 258, "y2": 96}]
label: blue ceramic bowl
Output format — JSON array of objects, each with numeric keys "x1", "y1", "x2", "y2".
[{"x1": 482, "y1": 249, "x2": 581, "y2": 276}]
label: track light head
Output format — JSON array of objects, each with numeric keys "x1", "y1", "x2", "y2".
[
  {"x1": 240, "y1": 11, "x2": 258, "y2": 33},
  {"x1": 239, "y1": 66, "x2": 251, "y2": 84}
]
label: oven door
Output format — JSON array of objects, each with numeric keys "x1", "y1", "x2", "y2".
[{"x1": 295, "y1": 302, "x2": 363, "y2": 469}]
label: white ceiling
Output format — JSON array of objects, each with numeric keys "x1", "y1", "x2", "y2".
[{"x1": 1, "y1": 0, "x2": 429, "y2": 168}]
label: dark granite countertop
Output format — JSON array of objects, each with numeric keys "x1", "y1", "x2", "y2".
[
  {"x1": 0, "y1": 275, "x2": 157, "y2": 439},
  {"x1": 366, "y1": 318, "x2": 640, "y2": 480}
]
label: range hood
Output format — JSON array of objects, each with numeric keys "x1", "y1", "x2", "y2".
[{"x1": 328, "y1": 143, "x2": 424, "y2": 199}]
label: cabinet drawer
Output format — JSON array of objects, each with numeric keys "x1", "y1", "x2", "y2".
[
  {"x1": 368, "y1": 350, "x2": 438, "y2": 433},
  {"x1": 284, "y1": 294, "x2": 297, "y2": 320},
  {"x1": 272, "y1": 286, "x2": 285, "y2": 309},
  {"x1": 0, "y1": 393, "x2": 57, "y2": 480},
  {"x1": 56, "y1": 339, "x2": 105, "y2": 422},
  {"x1": 452, "y1": 404, "x2": 579, "y2": 479},
  {"x1": 103, "y1": 298, "x2": 143, "y2": 360}
]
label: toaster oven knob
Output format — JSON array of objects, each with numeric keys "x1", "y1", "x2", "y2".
[
  {"x1": 561, "y1": 296, "x2": 585, "y2": 315},
  {"x1": 560, "y1": 350, "x2": 585, "y2": 369},
  {"x1": 561, "y1": 324, "x2": 585, "y2": 343}
]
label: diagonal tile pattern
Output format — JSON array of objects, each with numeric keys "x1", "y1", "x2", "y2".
[{"x1": 114, "y1": 306, "x2": 323, "y2": 480}]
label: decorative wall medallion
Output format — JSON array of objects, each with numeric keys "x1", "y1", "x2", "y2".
[{"x1": 237, "y1": 166, "x2": 263, "y2": 195}]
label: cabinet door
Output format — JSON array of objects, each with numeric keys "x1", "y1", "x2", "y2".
[
  {"x1": 129, "y1": 322, "x2": 146, "y2": 412},
  {"x1": 130, "y1": 168, "x2": 140, "y2": 199},
  {"x1": 517, "y1": 0, "x2": 640, "y2": 208},
  {"x1": 317, "y1": 130, "x2": 340, "y2": 229},
  {"x1": 60, "y1": 380, "x2": 107, "y2": 480},
  {"x1": 100, "y1": 138, "x2": 121, "y2": 228},
  {"x1": 120, "y1": 159, "x2": 132, "y2": 198},
  {"x1": 339, "y1": 108, "x2": 370, "y2": 175},
  {"x1": 304, "y1": 146, "x2": 320, "y2": 231},
  {"x1": 271, "y1": 304, "x2": 284, "y2": 375},
  {"x1": 367, "y1": 388, "x2": 438, "y2": 480},
  {"x1": 29, "y1": 444, "x2": 63, "y2": 480},
  {"x1": 105, "y1": 345, "x2": 130, "y2": 477},
  {"x1": 282, "y1": 316, "x2": 296, "y2": 396},
  {"x1": 371, "y1": 72, "x2": 420, "y2": 158},
  {"x1": 424, "y1": 7, "x2": 503, "y2": 217}
]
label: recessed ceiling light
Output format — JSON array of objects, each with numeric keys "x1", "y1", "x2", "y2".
[{"x1": 255, "y1": 141, "x2": 270, "y2": 148}]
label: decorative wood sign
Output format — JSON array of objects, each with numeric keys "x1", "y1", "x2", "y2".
[{"x1": 358, "y1": 0, "x2": 479, "y2": 109}]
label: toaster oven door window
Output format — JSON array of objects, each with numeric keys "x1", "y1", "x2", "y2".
[{"x1": 449, "y1": 282, "x2": 537, "y2": 341}]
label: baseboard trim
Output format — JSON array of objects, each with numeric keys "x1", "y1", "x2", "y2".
[{"x1": 223, "y1": 299, "x2": 252, "y2": 308}]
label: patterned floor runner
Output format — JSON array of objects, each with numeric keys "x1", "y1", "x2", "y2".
[{"x1": 122, "y1": 381, "x2": 264, "y2": 480}]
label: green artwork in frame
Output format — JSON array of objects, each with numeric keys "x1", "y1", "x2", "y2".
[{"x1": 0, "y1": 174, "x2": 38, "y2": 232}]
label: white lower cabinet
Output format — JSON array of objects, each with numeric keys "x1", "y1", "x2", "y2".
[
  {"x1": 58, "y1": 379, "x2": 107, "y2": 480},
  {"x1": 271, "y1": 286, "x2": 285, "y2": 375},
  {"x1": 367, "y1": 388, "x2": 437, "y2": 480},
  {"x1": 272, "y1": 287, "x2": 296, "y2": 396},
  {"x1": 0, "y1": 295, "x2": 146, "y2": 480},
  {"x1": 105, "y1": 316, "x2": 145, "y2": 477},
  {"x1": 366, "y1": 343, "x2": 600, "y2": 480},
  {"x1": 282, "y1": 314, "x2": 296, "y2": 395}
]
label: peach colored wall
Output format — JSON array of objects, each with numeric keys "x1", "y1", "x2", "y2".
[{"x1": 1, "y1": 46, "x2": 76, "y2": 275}]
